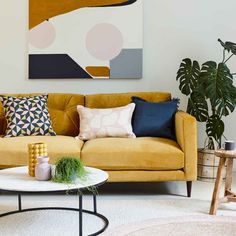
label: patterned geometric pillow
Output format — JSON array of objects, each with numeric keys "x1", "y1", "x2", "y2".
[{"x1": 0, "y1": 94, "x2": 56, "y2": 138}]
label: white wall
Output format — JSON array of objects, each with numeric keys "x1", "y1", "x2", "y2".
[{"x1": 1, "y1": 0, "x2": 236, "y2": 149}]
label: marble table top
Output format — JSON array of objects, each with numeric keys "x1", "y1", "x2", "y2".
[{"x1": 0, "y1": 166, "x2": 108, "y2": 193}]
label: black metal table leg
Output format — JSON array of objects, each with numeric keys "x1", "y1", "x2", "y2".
[
  {"x1": 0, "y1": 191, "x2": 108, "y2": 235},
  {"x1": 18, "y1": 195, "x2": 22, "y2": 211},
  {"x1": 79, "y1": 194, "x2": 83, "y2": 236},
  {"x1": 93, "y1": 194, "x2": 97, "y2": 213}
]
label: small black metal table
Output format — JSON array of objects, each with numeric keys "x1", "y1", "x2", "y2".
[{"x1": 0, "y1": 166, "x2": 109, "y2": 236}]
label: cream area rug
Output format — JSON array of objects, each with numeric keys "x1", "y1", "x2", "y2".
[
  {"x1": 102, "y1": 216, "x2": 236, "y2": 236},
  {"x1": 0, "y1": 193, "x2": 236, "y2": 236}
]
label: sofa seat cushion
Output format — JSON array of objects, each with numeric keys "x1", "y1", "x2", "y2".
[
  {"x1": 81, "y1": 137, "x2": 184, "y2": 171},
  {"x1": 0, "y1": 136, "x2": 83, "y2": 166}
]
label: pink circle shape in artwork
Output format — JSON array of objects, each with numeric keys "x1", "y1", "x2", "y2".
[
  {"x1": 29, "y1": 21, "x2": 56, "y2": 49},
  {"x1": 86, "y1": 23, "x2": 124, "y2": 61}
]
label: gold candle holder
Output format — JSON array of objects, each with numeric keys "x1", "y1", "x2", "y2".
[{"x1": 28, "y1": 143, "x2": 48, "y2": 177}]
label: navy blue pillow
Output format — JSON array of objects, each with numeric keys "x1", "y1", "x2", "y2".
[{"x1": 131, "y1": 97, "x2": 179, "y2": 140}]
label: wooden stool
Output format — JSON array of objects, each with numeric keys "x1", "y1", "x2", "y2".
[{"x1": 209, "y1": 149, "x2": 236, "y2": 215}]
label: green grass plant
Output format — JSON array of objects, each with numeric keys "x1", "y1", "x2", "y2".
[{"x1": 53, "y1": 157, "x2": 87, "y2": 184}]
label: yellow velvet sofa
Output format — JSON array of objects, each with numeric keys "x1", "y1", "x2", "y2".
[{"x1": 0, "y1": 92, "x2": 197, "y2": 196}]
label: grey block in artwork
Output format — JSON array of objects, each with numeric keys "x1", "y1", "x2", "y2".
[{"x1": 110, "y1": 49, "x2": 143, "y2": 79}]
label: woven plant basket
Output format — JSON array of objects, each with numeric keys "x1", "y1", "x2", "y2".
[{"x1": 197, "y1": 137, "x2": 226, "y2": 182}]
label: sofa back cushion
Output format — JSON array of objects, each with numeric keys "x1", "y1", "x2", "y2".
[
  {"x1": 0, "y1": 93, "x2": 84, "y2": 136},
  {"x1": 85, "y1": 92, "x2": 171, "y2": 108}
]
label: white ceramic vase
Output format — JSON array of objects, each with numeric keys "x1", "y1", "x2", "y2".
[{"x1": 35, "y1": 156, "x2": 51, "y2": 181}]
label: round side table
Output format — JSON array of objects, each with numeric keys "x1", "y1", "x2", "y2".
[
  {"x1": 0, "y1": 166, "x2": 109, "y2": 236},
  {"x1": 209, "y1": 149, "x2": 236, "y2": 215}
]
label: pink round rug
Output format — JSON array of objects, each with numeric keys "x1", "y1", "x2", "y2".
[{"x1": 103, "y1": 215, "x2": 236, "y2": 236}]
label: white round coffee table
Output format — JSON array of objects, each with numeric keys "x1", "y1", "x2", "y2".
[{"x1": 0, "y1": 166, "x2": 109, "y2": 236}]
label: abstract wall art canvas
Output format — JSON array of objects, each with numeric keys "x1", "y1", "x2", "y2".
[{"x1": 28, "y1": 0, "x2": 143, "y2": 79}]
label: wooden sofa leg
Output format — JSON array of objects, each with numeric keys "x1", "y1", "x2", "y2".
[{"x1": 186, "y1": 181, "x2": 192, "y2": 197}]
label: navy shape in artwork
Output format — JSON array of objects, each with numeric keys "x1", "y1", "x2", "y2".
[
  {"x1": 98, "y1": 0, "x2": 137, "y2": 7},
  {"x1": 29, "y1": 54, "x2": 92, "y2": 79}
]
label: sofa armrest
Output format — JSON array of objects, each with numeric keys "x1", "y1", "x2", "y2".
[{"x1": 175, "y1": 111, "x2": 197, "y2": 180}]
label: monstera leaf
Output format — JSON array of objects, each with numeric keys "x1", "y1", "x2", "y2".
[
  {"x1": 214, "y1": 85, "x2": 236, "y2": 116},
  {"x1": 177, "y1": 58, "x2": 200, "y2": 95},
  {"x1": 201, "y1": 61, "x2": 236, "y2": 116},
  {"x1": 206, "y1": 115, "x2": 224, "y2": 143},
  {"x1": 218, "y1": 39, "x2": 236, "y2": 55},
  {"x1": 187, "y1": 89, "x2": 208, "y2": 122}
]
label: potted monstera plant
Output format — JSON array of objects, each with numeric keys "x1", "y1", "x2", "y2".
[{"x1": 176, "y1": 39, "x2": 236, "y2": 181}]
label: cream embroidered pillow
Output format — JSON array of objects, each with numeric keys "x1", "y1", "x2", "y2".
[{"x1": 77, "y1": 103, "x2": 136, "y2": 140}]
